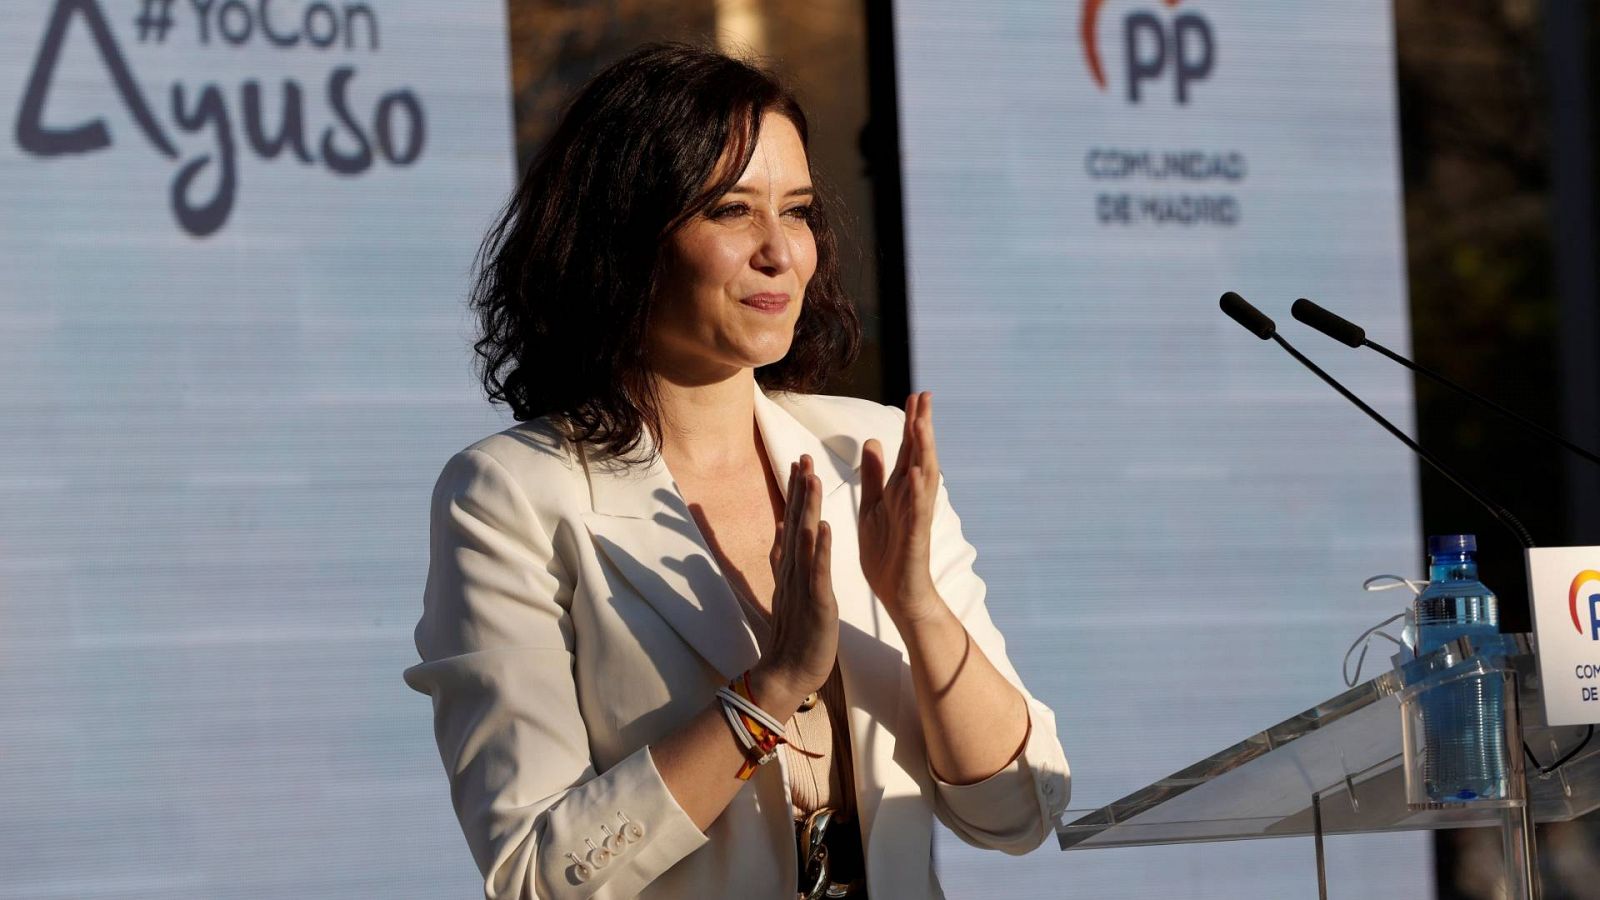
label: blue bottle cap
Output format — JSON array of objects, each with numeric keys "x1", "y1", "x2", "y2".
[{"x1": 1427, "y1": 534, "x2": 1477, "y2": 555}]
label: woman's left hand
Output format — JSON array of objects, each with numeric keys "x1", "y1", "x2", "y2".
[{"x1": 859, "y1": 391, "x2": 945, "y2": 625}]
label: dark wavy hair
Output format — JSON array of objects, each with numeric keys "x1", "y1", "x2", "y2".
[{"x1": 468, "y1": 42, "x2": 862, "y2": 462}]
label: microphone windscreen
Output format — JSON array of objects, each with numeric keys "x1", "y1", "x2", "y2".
[
  {"x1": 1219, "y1": 291, "x2": 1275, "y2": 340},
  {"x1": 1292, "y1": 298, "x2": 1366, "y2": 348}
]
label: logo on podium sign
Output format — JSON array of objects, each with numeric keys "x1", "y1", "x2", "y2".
[
  {"x1": 1570, "y1": 570, "x2": 1600, "y2": 639},
  {"x1": 1528, "y1": 550, "x2": 1600, "y2": 725}
]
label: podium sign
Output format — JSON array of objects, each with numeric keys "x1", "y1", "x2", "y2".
[{"x1": 1527, "y1": 547, "x2": 1600, "y2": 726}]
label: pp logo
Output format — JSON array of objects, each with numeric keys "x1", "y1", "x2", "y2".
[
  {"x1": 1081, "y1": 0, "x2": 1216, "y2": 104},
  {"x1": 1569, "y1": 570, "x2": 1600, "y2": 640}
]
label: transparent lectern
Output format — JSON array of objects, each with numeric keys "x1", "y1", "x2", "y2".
[{"x1": 1055, "y1": 633, "x2": 1597, "y2": 900}]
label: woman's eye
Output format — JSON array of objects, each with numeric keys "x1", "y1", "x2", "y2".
[
  {"x1": 784, "y1": 205, "x2": 815, "y2": 223},
  {"x1": 709, "y1": 203, "x2": 749, "y2": 219}
]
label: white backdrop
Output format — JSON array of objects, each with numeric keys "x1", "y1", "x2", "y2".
[
  {"x1": 1, "y1": 2, "x2": 513, "y2": 896},
  {"x1": 890, "y1": 1, "x2": 1430, "y2": 897}
]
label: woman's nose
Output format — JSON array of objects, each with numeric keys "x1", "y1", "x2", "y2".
[{"x1": 750, "y1": 212, "x2": 794, "y2": 275}]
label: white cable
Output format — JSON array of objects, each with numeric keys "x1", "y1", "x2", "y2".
[
  {"x1": 1343, "y1": 612, "x2": 1408, "y2": 687},
  {"x1": 1363, "y1": 574, "x2": 1427, "y2": 596},
  {"x1": 1340, "y1": 573, "x2": 1429, "y2": 687}
]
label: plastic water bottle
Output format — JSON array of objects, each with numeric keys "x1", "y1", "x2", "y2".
[{"x1": 1413, "y1": 534, "x2": 1507, "y2": 802}]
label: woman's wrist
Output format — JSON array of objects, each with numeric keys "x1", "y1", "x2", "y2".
[
  {"x1": 887, "y1": 587, "x2": 954, "y2": 634},
  {"x1": 747, "y1": 663, "x2": 806, "y2": 721}
]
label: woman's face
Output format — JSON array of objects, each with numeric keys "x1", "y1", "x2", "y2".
[{"x1": 649, "y1": 111, "x2": 818, "y2": 382}]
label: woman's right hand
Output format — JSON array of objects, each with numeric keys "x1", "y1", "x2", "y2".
[{"x1": 751, "y1": 453, "x2": 840, "y2": 717}]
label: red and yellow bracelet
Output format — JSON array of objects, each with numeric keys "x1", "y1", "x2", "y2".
[{"x1": 717, "y1": 672, "x2": 822, "y2": 780}]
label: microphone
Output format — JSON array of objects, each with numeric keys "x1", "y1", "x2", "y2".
[
  {"x1": 1217, "y1": 292, "x2": 1536, "y2": 550},
  {"x1": 1224, "y1": 294, "x2": 1596, "y2": 775},
  {"x1": 1220, "y1": 290, "x2": 1275, "y2": 339},
  {"x1": 1291, "y1": 297, "x2": 1600, "y2": 467}
]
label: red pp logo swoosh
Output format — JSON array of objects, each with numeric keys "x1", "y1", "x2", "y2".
[{"x1": 1081, "y1": 0, "x2": 1186, "y2": 89}]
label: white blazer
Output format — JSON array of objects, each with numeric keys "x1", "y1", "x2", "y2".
[{"x1": 403, "y1": 383, "x2": 1070, "y2": 899}]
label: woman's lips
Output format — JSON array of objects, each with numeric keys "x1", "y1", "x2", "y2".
[{"x1": 739, "y1": 292, "x2": 790, "y2": 313}]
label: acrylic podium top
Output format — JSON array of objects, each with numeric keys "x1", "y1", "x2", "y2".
[{"x1": 1057, "y1": 633, "x2": 1600, "y2": 851}]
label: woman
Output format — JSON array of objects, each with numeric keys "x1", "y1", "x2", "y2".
[{"x1": 403, "y1": 43, "x2": 1069, "y2": 899}]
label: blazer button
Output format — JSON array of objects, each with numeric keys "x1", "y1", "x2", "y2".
[
  {"x1": 585, "y1": 838, "x2": 612, "y2": 869},
  {"x1": 565, "y1": 853, "x2": 593, "y2": 883},
  {"x1": 618, "y1": 811, "x2": 645, "y2": 842}
]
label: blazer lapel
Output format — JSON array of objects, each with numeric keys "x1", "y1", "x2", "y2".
[
  {"x1": 580, "y1": 428, "x2": 761, "y2": 682},
  {"x1": 757, "y1": 388, "x2": 906, "y2": 840},
  {"x1": 578, "y1": 384, "x2": 906, "y2": 842}
]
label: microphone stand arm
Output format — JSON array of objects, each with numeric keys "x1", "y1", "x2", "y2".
[
  {"x1": 1364, "y1": 339, "x2": 1600, "y2": 468},
  {"x1": 1272, "y1": 333, "x2": 1538, "y2": 550}
]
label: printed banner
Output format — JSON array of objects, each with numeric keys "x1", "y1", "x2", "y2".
[
  {"x1": 892, "y1": 1, "x2": 1428, "y2": 896},
  {"x1": 1, "y1": 2, "x2": 514, "y2": 895}
]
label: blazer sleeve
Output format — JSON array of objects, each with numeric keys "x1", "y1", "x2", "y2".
[
  {"x1": 402, "y1": 449, "x2": 708, "y2": 899},
  {"x1": 921, "y1": 470, "x2": 1072, "y2": 855}
]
